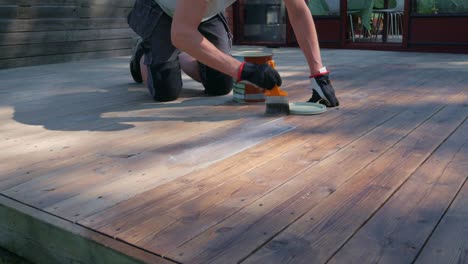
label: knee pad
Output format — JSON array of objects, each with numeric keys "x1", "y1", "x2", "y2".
[
  {"x1": 199, "y1": 64, "x2": 233, "y2": 96},
  {"x1": 148, "y1": 60, "x2": 182, "y2": 102}
]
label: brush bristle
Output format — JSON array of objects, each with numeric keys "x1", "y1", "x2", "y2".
[{"x1": 265, "y1": 96, "x2": 290, "y2": 115}]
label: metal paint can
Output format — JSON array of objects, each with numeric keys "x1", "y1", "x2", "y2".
[{"x1": 231, "y1": 51, "x2": 273, "y2": 103}]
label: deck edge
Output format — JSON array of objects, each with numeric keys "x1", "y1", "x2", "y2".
[{"x1": 0, "y1": 195, "x2": 174, "y2": 264}]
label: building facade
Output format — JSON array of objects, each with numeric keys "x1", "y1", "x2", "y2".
[{"x1": 226, "y1": 0, "x2": 468, "y2": 53}]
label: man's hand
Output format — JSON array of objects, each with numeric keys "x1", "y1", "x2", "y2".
[{"x1": 237, "y1": 62, "x2": 282, "y2": 90}]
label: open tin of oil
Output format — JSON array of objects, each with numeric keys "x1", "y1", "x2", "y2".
[{"x1": 231, "y1": 51, "x2": 273, "y2": 103}]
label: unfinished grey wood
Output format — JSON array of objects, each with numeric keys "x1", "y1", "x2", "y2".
[
  {"x1": 0, "y1": 49, "x2": 132, "y2": 69},
  {"x1": 41, "y1": 118, "x2": 294, "y2": 221},
  {"x1": 0, "y1": 28, "x2": 135, "y2": 46},
  {"x1": 0, "y1": 0, "x2": 136, "y2": 68},
  {"x1": 0, "y1": 39, "x2": 135, "y2": 59},
  {"x1": 0, "y1": 0, "x2": 134, "y2": 5},
  {"x1": 0, "y1": 18, "x2": 129, "y2": 33}
]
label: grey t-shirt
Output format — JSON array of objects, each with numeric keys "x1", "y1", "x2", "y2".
[{"x1": 154, "y1": 0, "x2": 236, "y2": 21}]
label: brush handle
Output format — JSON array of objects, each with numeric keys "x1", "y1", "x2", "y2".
[{"x1": 265, "y1": 60, "x2": 288, "y2": 96}]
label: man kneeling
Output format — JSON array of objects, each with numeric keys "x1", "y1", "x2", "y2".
[{"x1": 128, "y1": 0, "x2": 232, "y2": 101}]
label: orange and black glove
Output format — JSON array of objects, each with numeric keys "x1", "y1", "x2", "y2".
[{"x1": 237, "y1": 62, "x2": 282, "y2": 90}]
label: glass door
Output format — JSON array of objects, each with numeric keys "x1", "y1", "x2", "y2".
[
  {"x1": 235, "y1": 0, "x2": 288, "y2": 45},
  {"x1": 345, "y1": 0, "x2": 405, "y2": 44}
]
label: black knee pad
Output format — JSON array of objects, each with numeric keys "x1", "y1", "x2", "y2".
[
  {"x1": 199, "y1": 64, "x2": 233, "y2": 96},
  {"x1": 148, "y1": 60, "x2": 182, "y2": 102}
]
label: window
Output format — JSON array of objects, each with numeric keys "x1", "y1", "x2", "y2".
[
  {"x1": 308, "y1": 0, "x2": 341, "y2": 16},
  {"x1": 413, "y1": 0, "x2": 468, "y2": 14},
  {"x1": 242, "y1": 0, "x2": 287, "y2": 42}
]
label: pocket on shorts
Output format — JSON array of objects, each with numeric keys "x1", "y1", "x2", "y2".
[{"x1": 127, "y1": 0, "x2": 163, "y2": 39}]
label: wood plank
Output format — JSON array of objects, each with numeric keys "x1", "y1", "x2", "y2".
[
  {"x1": 89, "y1": 101, "x2": 397, "y2": 244},
  {"x1": 0, "y1": 87, "x2": 235, "y2": 161},
  {"x1": 0, "y1": 0, "x2": 134, "y2": 7},
  {"x1": 0, "y1": 69, "x2": 305, "y2": 189},
  {"x1": 0, "y1": 104, "x2": 253, "y2": 195},
  {"x1": 77, "y1": 83, "x2": 369, "y2": 233},
  {"x1": 170, "y1": 90, "x2": 466, "y2": 263},
  {"x1": 243, "y1": 103, "x2": 467, "y2": 264},
  {"x1": 0, "y1": 38, "x2": 135, "y2": 59},
  {"x1": 0, "y1": 18, "x2": 130, "y2": 33},
  {"x1": 135, "y1": 106, "x2": 401, "y2": 254},
  {"x1": 0, "y1": 73, "x2": 274, "y2": 189},
  {"x1": 0, "y1": 56, "x2": 135, "y2": 97},
  {"x1": 78, "y1": 6, "x2": 132, "y2": 18},
  {"x1": 0, "y1": 73, "x2": 146, "y2": 150},
  {"x1": 0, "y1": 6, "x2": 16, "y2": 19},
  {"x1": 0, "y1": 28, "x2": 136, "y2": 46},
  {"x1": 78, "y1": 67, "x2": 408, "y2": 241},
  {"x1": 0, "y1": 48, "x2": 466, "y2": 262},
  {"x1": 2, "y1": 75, "x2": 238, "y2": 175},
  {"x1": 414, "y1": 179, "x2": 468, "y2": 264},
  {"x1": 0, "y1": 101, "x2": 254, "y2": 192},
  {"x1": 0, "y1": 48, "x2": 131, "y2": 69},
  {"x1": 16, "y1": 6, "x2": 79, "y2": 19},
  {"x1": 0, "y1": 68, "x2": 145, "y2": 153},
  {"x1": 0, "y1": 195, "x2": 173, "y2": 264},
  {"x1": 0, "y1": 69, "x2": 283, "y2": 185},
  {"x1": 328, "y1": 119, "x2": 468, "y2": 264},
  {"x1": 8, "y1": 6, "x2": 132, "y2": 19},
  {"x1": 0, "y1": 67, "x2": 265, "y2": 190},
  {"x1": 41, "y1": 117, "x2": 294, "y2": 221},
  {"x1": 153, "y1": 69, "x2": 461, "y2": 262}
]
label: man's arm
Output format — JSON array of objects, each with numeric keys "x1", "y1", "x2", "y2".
[
  {"x1": 285, "y1": 0, "x2": 340, "y2": 107},
  {"x1": 284, "y1": 0, "x2": 324, "y2": 75},
  {"x1": 171, "y1": 0, "x2": 281, "y2": 89},
  {"x1": 171, "y1": 0, "x2": 241, "y2": 78}
]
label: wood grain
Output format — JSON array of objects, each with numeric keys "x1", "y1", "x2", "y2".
[
  {"x1": 414, "y1": 169, "x2": 468, "y2": 264},
  {"x1": 0, "y1": 0, "x2": 136, "y2": 68},
  {"x1": 244, "y1": 102, "x2": 467, "y2": 264},
  {"x1": 328, "y1": 119, "x2": 468, "y2": 264}
]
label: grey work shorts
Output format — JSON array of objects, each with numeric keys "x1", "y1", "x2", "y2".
[{"x1": 127, "y1": 0, "x2": 233, "y2": 101}]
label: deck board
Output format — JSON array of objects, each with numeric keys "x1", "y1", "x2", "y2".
[
  {"x1": 329, "y1": 117, "x2": 468, "y2": 264},
  {"x1": 1, "y1": 48, "x2": 467, "y2": 264},
  {"x1": 415, "y1": 177, "x2": 468, "y2": 264},
  {"x1": 244, "y1": 102, "x2": 467, "y2": 264},
  {"x1": 79, "y1": 81, "x2": 398, "y2": 237},
  {"x1": 171, "y1": 92, "x2": 466, "y2": 263}
]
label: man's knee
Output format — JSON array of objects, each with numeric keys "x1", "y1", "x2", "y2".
[
  {"x1": 148, "y1": 60, "x2": 182, "y2": 102},
  {"x1": 200, "y1": 64, "x2": 233, "y2": 96}
]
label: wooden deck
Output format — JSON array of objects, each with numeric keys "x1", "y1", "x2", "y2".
[{"x1": 0, "y1": 48, "x2": 467, "y2": 264}]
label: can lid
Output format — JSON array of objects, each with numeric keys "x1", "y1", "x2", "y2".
[
  {"x1": 231, "y1": 51, "x2": 273, "y2": 58},
  {"x1": 289, "y1": 102, "x2": 327, "y2": 115}
]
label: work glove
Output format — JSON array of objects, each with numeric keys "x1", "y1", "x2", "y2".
[
  {"x1": 237, "y1": 62, "x2": 282, "y2": 90},
  {"x1": 308, "y1": 68, "x2": 339, "y2": 107}
]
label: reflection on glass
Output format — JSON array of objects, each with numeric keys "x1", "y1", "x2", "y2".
[
  {"x1": 346, "y1": 0, "x2": 404, "y2": 43},
  {"x1": 243, "y1": 0, "x2": 286, "y2": 42},
  {"x1": 414, "y1": 0, "x2": 468, "y2": 14},
  {"x1": 308, "y1": 0, "x2": 341, "y2": 16}
]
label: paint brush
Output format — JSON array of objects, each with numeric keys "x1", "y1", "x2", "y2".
[{"x1": 265, "y1": 61, "x2": 289, "y2": 115}]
